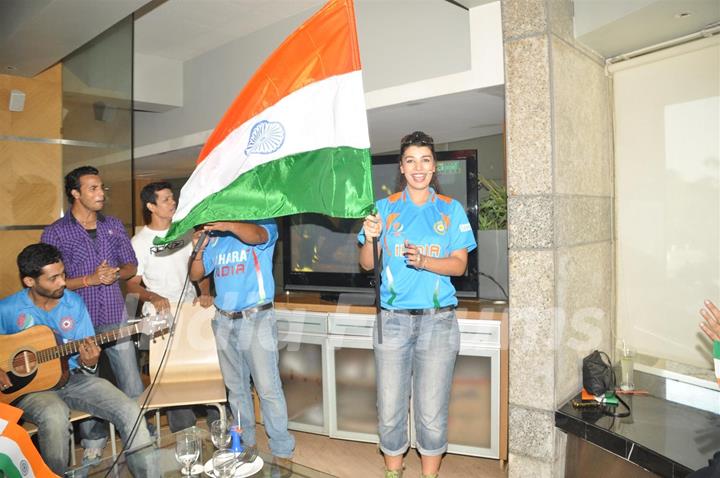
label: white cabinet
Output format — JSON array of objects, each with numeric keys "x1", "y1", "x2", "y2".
[
  {"x1": 275, "y1": 308, "x2": 501, "y2": 459},
  {"x1": 276, "y1": 310, "x2": 329, "y2": 434}
]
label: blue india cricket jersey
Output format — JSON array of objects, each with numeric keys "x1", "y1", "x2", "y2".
[
  {"x1": 0, "y1": 289, "x2": 95, "y2": 371},
  {"x1": 202, "y1": 220, "x2": 277, "y2": 311},
  {"x1": 359, "y1": 188, "x2": 477, "y2": 309}
]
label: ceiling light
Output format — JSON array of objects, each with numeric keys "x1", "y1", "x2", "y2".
[
  {"x1": 405, "y1": 101, "x2": 424, "y2": 107},
  {"x1": 674, "y1": 12, "x2": 692, "y2": 18},
  {"x1": 5, "y1": 65, "x2": 16, "y2": 71}
]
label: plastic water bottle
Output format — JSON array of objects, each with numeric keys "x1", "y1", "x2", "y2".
[{"x1": 230, "y1": 426, "x2": 244, "y2": 454}]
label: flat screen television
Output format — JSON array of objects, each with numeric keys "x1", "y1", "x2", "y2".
[{"x1": 282, "y1": 150, "x2": 479, "y2": 298}]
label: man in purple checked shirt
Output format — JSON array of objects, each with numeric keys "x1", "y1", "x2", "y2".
[{"x1": 42, "y1": 165, "x2": 144, "y2": 466}]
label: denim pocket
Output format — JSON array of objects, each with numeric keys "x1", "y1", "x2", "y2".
[{"x1": 374, "y1": 310, "x2": 411, "y2": 348}]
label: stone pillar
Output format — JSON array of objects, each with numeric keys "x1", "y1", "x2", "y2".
[{"x1": 501, "y1": 0, "x2": 614, "y2": 475}]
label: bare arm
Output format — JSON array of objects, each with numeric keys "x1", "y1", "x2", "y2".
[
  {"x1": 66, "y1": 260, "x2": 118, "y2": 290},
  {"x1": 189, "y1": 230, "x2": 209, "y2": 282},
  {"x1": 359, "y1": 213, "x2": 382, "y2": 271},
  {"x1": 126, "y1": 274, "x2": 171, "y2": 313},
  {"x1": 118, "y1": 263, "x2": 137, "y2": 281},
  {"x1": 404, "y1": 244, "x2": 468, "y2": 277},
  {"x1": 700, "y1": 300, "x2": 720, "y2": 342},
  {"x1": 203, "y1": 221, "x2": 268, "y2": 245},
  {"x1": 194, "y1": 277, "x2": 214, "y2": 308}
]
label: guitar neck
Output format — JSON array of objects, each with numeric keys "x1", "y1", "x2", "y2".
[{"x1": 36, "y1": 323, "x2": 140, "y2": 364}]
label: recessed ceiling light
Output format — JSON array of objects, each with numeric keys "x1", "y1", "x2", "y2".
[{"x1": 675, "y1": 12, "x2": 692, "y2": 18}]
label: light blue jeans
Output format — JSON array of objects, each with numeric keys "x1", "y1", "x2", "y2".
[
  {"x1": 374, "y1": 309, "x2": 460, "y2": 457},
  {"x1": 80, "y1": 321, "x2": 146, "y2": 449},
  {"x1": 211, "y1": 308, "x2": 295, "y2": 458},
  {"x1": 15, "y1": 372, "x2": 158, "y2": 476}
]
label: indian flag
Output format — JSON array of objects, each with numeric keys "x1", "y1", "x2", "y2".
[
  {"x1": 160, "y1": 0, "x2": 373, "y2": 243},
  {"x1": 0, "y1": 403, "x2": 58, "y2": 477}
]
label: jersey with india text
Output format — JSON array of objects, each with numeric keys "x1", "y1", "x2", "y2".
[
  {"x1": 359, "y1": 188, "x2": 476, "y2": 309},
  {"x1": 202, "y1": 220, "x2": 277, "y2": 312}
]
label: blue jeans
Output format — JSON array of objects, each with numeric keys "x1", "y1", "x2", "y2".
[
  {"x1": 374, "y1": 309, "x2": 460, "y2": 456},
  {"x1": 81, "y1": 321, "x2": 146, "y2": 449},
  {"x1": 211, "y1": 308, "x2": 295, "y2": 458},
  {"x1": 166, "y1": 405, "x2": 228, "y2": 433},
  {"x1": 15, "y1": 372, "x2": 158, "y2": 476}
]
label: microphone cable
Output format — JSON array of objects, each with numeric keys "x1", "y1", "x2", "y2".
[{"x1": 102, "y1": 231, "x2": 209, "y2": 477}]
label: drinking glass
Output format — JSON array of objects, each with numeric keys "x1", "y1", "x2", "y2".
[
  {"x1": 175, "y1": 431, "x2": 200, "y2": 476},
  {"x1": 210, "y1": 419, "x2": 232, "y2": 449},
  {"x1": 212, "y1": 449, "x2": 237, "y2": 478},
  {"x1": 620, "y1": 346, "x2": 635, "y2": 391}
]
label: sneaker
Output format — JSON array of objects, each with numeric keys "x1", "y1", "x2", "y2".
[
  {"x1": 270, "y1": 456, "x2": 293, "y2": 478},
  {"x1": 82, "y1": 447, "x2": 103, "y2": 465},
  {"x1": 384, "y1": 469, "x2": 403, "y2": 478}
]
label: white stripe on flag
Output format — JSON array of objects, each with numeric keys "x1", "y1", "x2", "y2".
[
  {"x1": 0, "y1": 437, "x2": 37, "y2": 478},
  {"x1": 175, "y1": 70, "x2": 369, "y2": 221}
]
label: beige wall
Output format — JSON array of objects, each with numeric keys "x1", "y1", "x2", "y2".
[
  {"x1": 501, "y1": 0, "x2": 614, "y2": 475},
  {"x1": 0, "y1": 64, "x2": 63, "y2": 297}
]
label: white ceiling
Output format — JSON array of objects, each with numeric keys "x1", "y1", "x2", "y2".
[
  {"x1": 133, "y1": 0, "x2": 503, "y2": 179},
  {"x1": 574, "y1": 0, "x2": 720, "y2": 57},
  {"x1": 134, "y1": 0, "x2": 324, "y2": 60}
]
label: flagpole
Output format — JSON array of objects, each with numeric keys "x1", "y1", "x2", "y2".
[{"x1": 372, "y1": 237, "x2": 382, "y2": 344}]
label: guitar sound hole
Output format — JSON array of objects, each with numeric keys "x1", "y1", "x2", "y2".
[{"x1": 12, "y1": 350, "x2": 38, "y2": 376}]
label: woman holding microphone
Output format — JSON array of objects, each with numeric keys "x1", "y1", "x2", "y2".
[{"x1": 359, "y1": 131, "x2": 477, "y2": 478}]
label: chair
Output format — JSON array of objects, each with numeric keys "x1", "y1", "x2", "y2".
[{"x1": 138, "y1": 303, "x2": 227, "y2": 443}]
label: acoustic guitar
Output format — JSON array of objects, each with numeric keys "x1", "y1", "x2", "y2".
[{"x1": 0, "y1": 315, "x2": 168, "y2": 404}]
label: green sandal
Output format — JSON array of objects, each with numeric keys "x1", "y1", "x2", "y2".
[{"x1": 384, "y1": 469, "x2": 403, "y2": 478}]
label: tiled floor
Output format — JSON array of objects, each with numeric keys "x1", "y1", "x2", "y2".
[{"x1": 80, "y1": 415, "x2": 507, "y2": 477}]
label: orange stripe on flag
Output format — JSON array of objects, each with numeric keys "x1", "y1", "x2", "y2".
[
  {"x1": 198, "y1": 0, "x2": 361, "y2": 164},
  {"x1": 0, "y1": 403, "x2": 59, "y2": 477}
]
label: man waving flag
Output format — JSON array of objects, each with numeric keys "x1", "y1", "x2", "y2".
[{"x1": 159, "y1": 0, "x2": 373, "y2": 244}]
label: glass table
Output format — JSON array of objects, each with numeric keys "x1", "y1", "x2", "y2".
[{"x1": 65, "y1": 426, "x2": 335, "y2": 477}]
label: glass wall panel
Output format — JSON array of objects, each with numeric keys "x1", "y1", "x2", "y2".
[
  {"x1": 447, "y1": 355, "x2": 492, "y2": 448},
  {"x1": 278, "y1": 341, "x2": 324, "y2": 429},
  {"x1": 62, "y1": 16, "x2": 133, "y2": 229},
  {"x1": 334, "y1": 347, "x2": 377, "y2": 435}
]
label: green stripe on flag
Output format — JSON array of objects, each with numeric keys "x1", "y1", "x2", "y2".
[
  {"x1": 158, "y1": 146, "x2": 374, "y2": 244},
  {"x1": 0, "y1": 453, "x2": 23, "y2": 478}
]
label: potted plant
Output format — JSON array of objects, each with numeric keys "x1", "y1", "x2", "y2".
[
  {"x1": 477, "y1": 177, "x2": 508, "y2": 301},
  {"x1": 477, "y1": 177, "x2": 507, "y2": 231}
]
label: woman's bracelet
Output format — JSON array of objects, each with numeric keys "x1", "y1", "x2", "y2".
[{"x1": 82, "y1": 275, "x2": 90, "y2": 288}]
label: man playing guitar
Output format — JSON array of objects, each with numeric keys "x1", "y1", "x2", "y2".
[{"x1": 0, "y1": 243, "x2": 158, "y2": 476}]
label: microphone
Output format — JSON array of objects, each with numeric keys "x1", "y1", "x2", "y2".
[{"x1": 190, "y1": 230, "x2": 209, "y2": 262}]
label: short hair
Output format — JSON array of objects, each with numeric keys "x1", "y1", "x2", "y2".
[
  {"x1": 140, "y1": 181, "x2": 173, "y2": 224},
  {"x1": 65, "y1": 166, "x2": 99, "y2": 203},
  {"x1": 395, "y1": 131, "x2": 441, "y2": 193},
  {"x1": 18, "y1": 243, "x2": 63, "y2": 280}
]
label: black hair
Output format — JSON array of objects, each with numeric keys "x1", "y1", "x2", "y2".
[
  {"x1": 65, "y1": 166, "x2": 99, "y2": 203},
  {"x1": 140, "y1": 181, "x2": 173, "y2": 224},
  {"x1": 18, "y1": 243, "x2": 63, "y2": 280},
  {"x1": 395, "y1": 131, "x2": 441, "y2": 193}
]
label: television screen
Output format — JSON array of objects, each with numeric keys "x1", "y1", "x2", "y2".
[{"x1": 283, "y1": 150, "x2": 478, "y2": 297}]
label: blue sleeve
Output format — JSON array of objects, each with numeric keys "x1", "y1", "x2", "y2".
[
  {"x1": 0, "y1": 305, "x2": 10, "y2": 335},
  {"x1": 255, "y1": 220, "x2": 277, "y2": 251},
  {"x1": 449, "y1": 201, "x2": 477, "y2": 253}
]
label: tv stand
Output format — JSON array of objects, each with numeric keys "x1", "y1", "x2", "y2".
[
  {"x1": 272, "y1": 292, "x2": 508, "y2": 461},
  {"x1": 319, "y1": 293, "x2": 340, "y2": 303}
]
